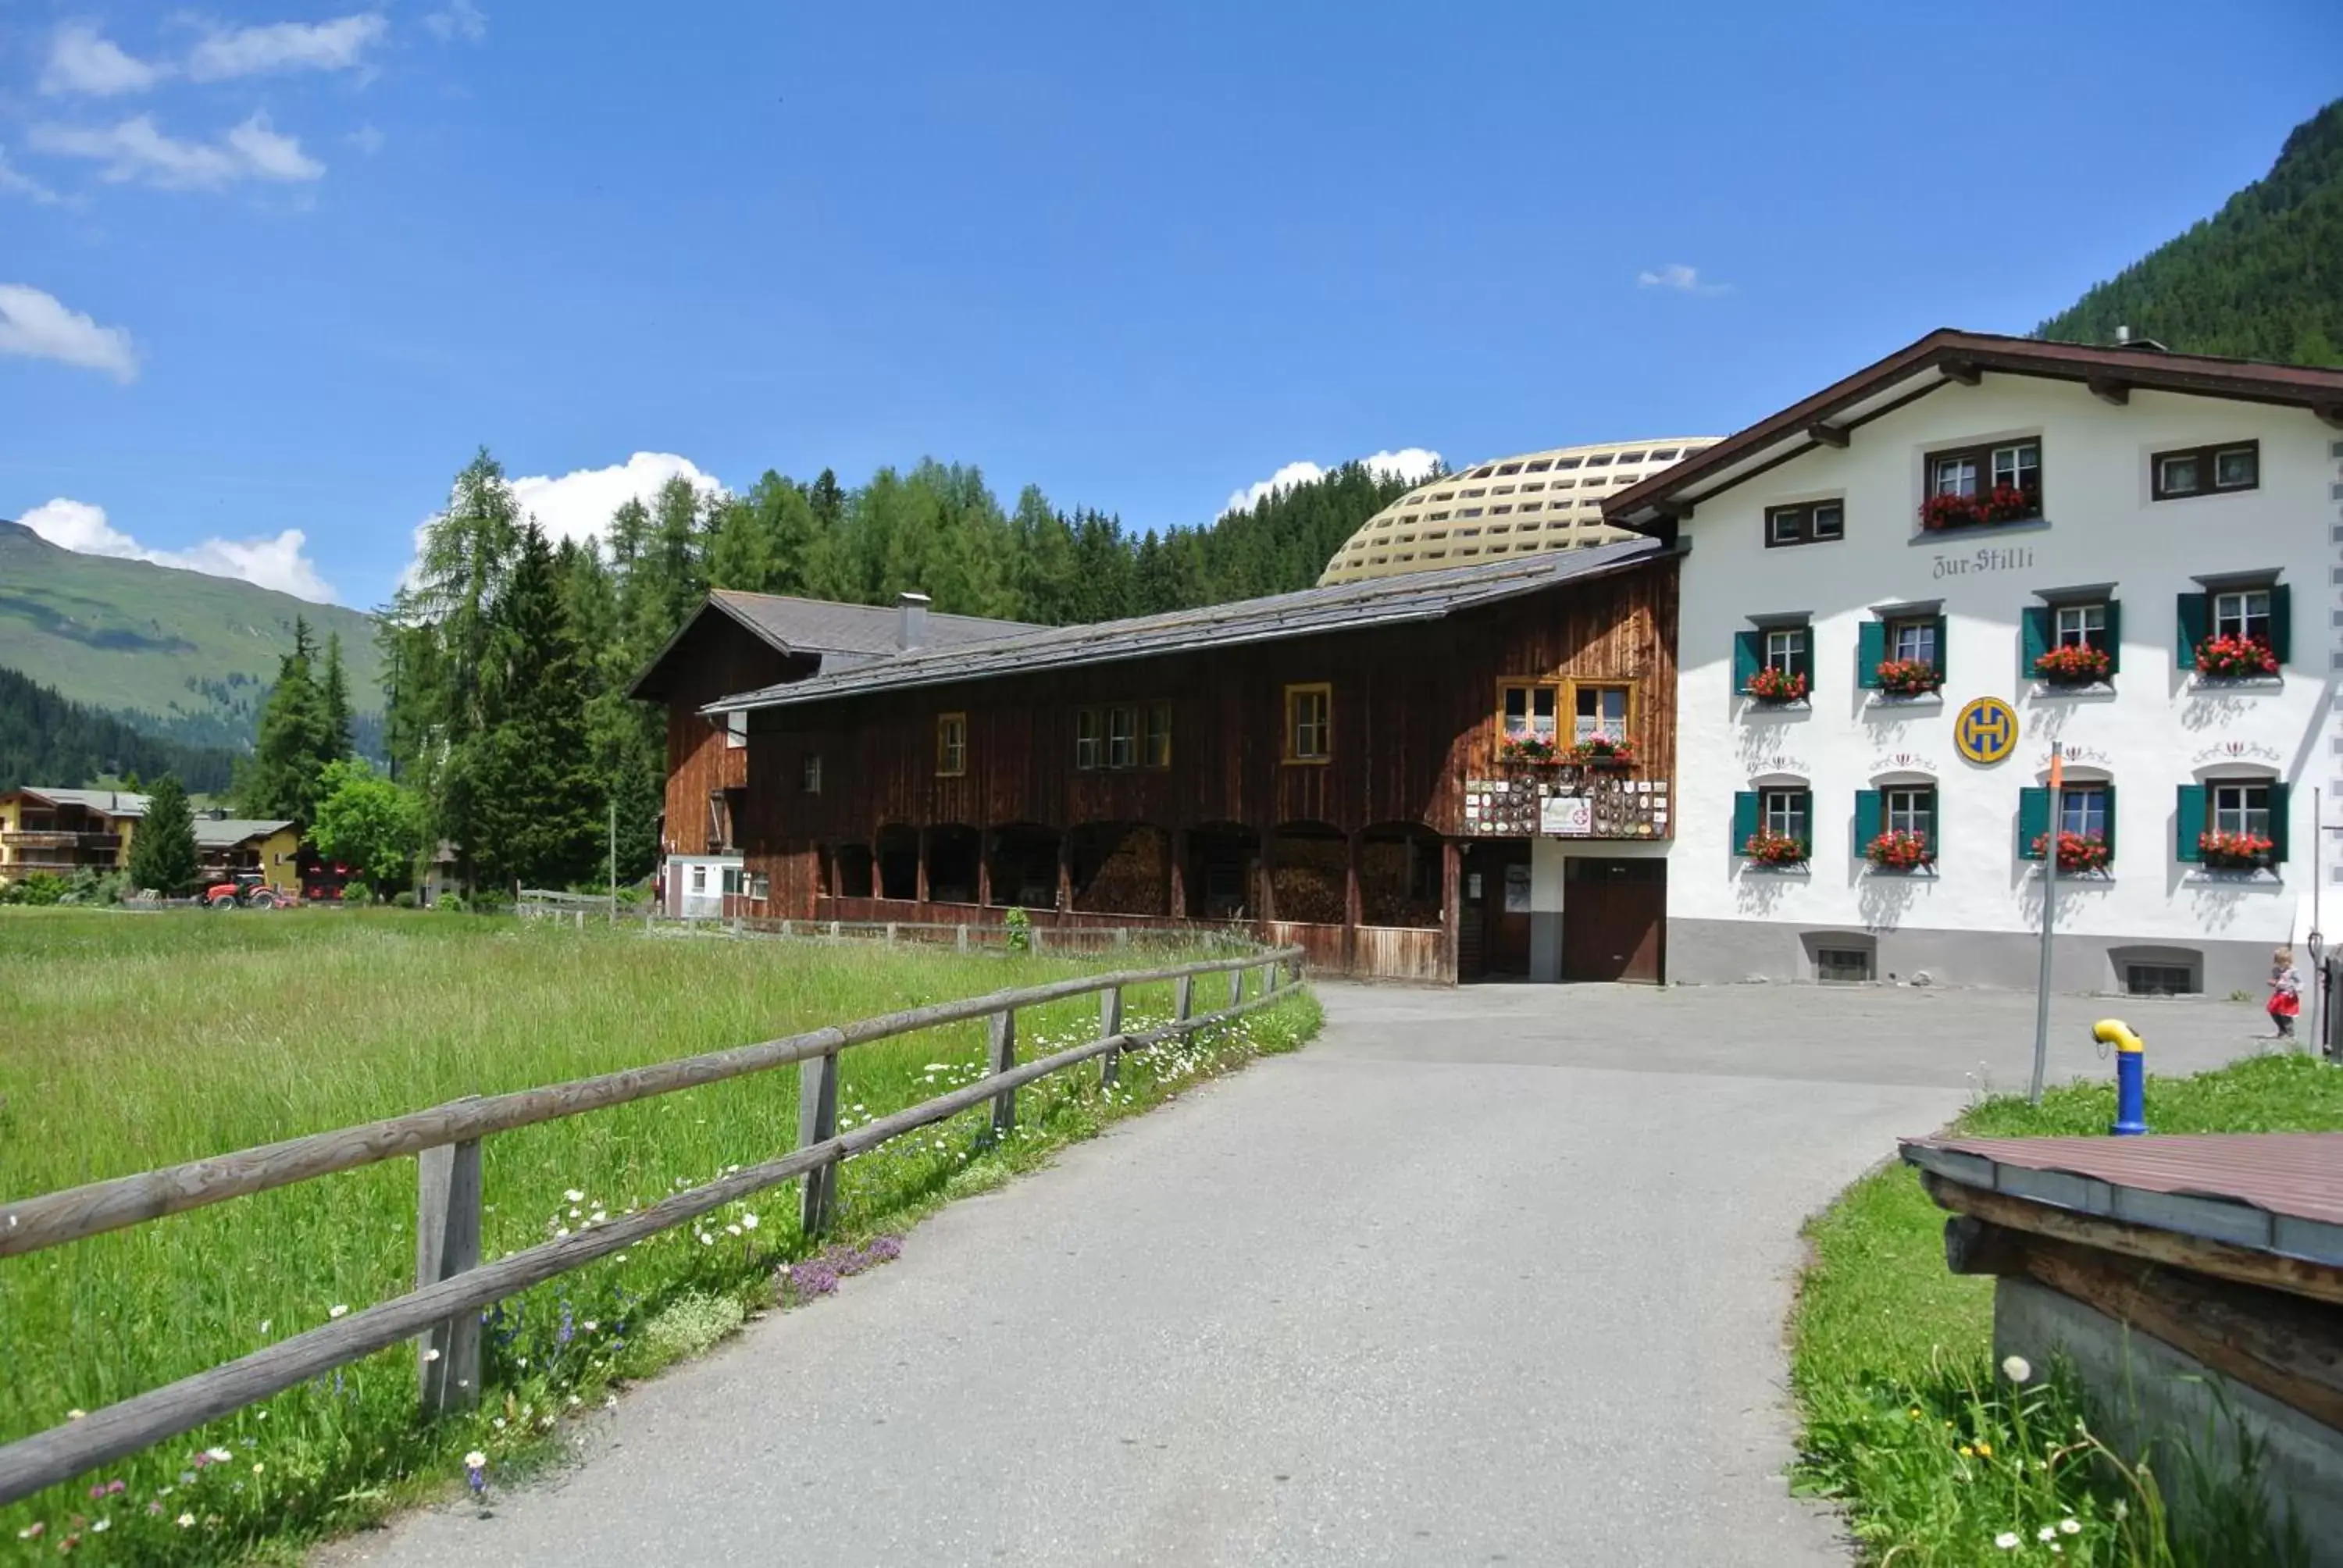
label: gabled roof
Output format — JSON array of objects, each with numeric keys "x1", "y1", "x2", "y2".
[
  {"x1": 4, "y1": 787, "x2": 148, "y2": 818},
  {"x1": 629, "y1": 590, "x2": 1040, "y2": 700},
  {"x1": 193, "y1": 818, "x2": 296, "y2": 849},
  {"x1": 707, "y1": 537, "x2": 1667, "y2": 715},
  {"x1": 1604, "y1": 328, "x2": 2343, "y2": 532}
]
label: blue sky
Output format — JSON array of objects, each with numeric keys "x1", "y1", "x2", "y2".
[{"x1": 2, "y1": 1, "x2": 2338, "y2": 608}]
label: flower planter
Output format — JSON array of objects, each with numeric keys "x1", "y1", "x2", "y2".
[
  {"x1": 1743, "y1": 668, "x2": 1809, "y2": 705},
  {"x1": 2032, "y1": 645, "x2": 2111, "y2": 686},
  {"x1": 1871, "y1": 659, "x2": 1943, "y2": 698},
  {"x1": 1742, "y1": 830, "x2": 1808, "y2": 867},
  {"x1": 1864, "y1": 830, "x2": 1933, "y2": 871},
  {"x1": 1571, "y1": 738, "x2": 1635, "y2": 768},
  {"x1": 2198, "y1": 831, "x2": 2274, "y2": 872},
  {"x1": 2030, "y1": 831, "x2": 2110, "y2": 875},
  {"x1": 1920, "y1": 493, "x2": 1984, "y2": 531},
  {"x1": 1979, "y1": 483, "x2": 2040, "y2": 524},
  {"x1": 1499, "y1": 736, "x2": 1561, "y2": 766},
  {"x1": 2193, "y1": 636, "x2": 2279, "y2": 679}
]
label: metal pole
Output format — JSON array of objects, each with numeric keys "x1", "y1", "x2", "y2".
[
  {"x1": 2029, "y1": 743, "x2": 2062, "y2": 1105},
  {"x1": 608, "y1": 797, "x2": 618, "y2": 925},
  {"x1": 2311, "y1": 788, "x2": 2326, "y2": 1059}
]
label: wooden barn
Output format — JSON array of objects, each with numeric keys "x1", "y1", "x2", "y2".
[
  {"x1": 700, "y1": 539, "x2": 1681, "y2": 984},
  {"x1": 629, "y1": 590, "x2": 1036, "y2": 914}
]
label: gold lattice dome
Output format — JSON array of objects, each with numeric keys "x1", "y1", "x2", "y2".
[{"x1": 1317, "y1": 437, "x2": 1722, "y2": 585}]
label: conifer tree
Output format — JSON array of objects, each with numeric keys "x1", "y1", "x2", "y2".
[
  {"x1": 127, "y1": 774, "x2": 200, "y2": 896},
  {"x1": 242, "y1": 617, "x2": 335, "y2": 822},
  {"x1": 320, "y1": 632, "x2": 355, "y2": 763},
  {"x1": 471, "y1": 522, "x2": 602, "y2": 891}
]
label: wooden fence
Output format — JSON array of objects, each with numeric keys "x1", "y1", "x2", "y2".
[{"x1": 0, "y1": 946, "x2": 1307, "y2": 1507}]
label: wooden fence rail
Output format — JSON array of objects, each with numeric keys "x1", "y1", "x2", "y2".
[{"x1": 0, "y1": 947, "x2": 1307, "y2": 1508}]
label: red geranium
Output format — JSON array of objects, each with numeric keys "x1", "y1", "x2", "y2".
[
  {"x1": 1743, "y1": 829, "x2": 1809, "y2": 865},
  {"x1": 2193, "y1": 635, "x2": 2279, "y2": 679},
  {"x1": 1500, "y1": 734, "x2": 1560, "y2": 764},
  {"x1": 1745, "y1": 666, "x2": 1809, "y2": 704},
  {"x1": 1979, "y1": 483, "x2": 2039, "y2": 523},
  {"x1": 1920, "y1": 492, "x2": 1984, "y2": 531},
  {"x1": 2033, "y1": 643, "x2": 2112, "y2": 685},
  {"x1": 1571, "y1": 734, "x2": 1635, "y2": 767},
  {"x1": 1866, "y1": 830, "x2": 1932, "y2": 871},
  {"x1": 2030, "y1": 830, "x2": 2110, "y2": 874},
  {"x1": 1873, "y1": 658, "x2": 1942, "y2": 697},
  {"x1": 2199, "y1": 830, "x2": 2274, "y2": 869}
]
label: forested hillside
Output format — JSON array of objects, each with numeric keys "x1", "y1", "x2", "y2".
[
  {"x1": 2039, "y1": 98, "x2": 2343, "y2": 364},
  {"x1": 0, "y1": 667, "x2": 236, "y2": 793}
]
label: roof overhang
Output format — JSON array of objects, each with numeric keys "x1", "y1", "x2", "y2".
[
  {"x1": 626, "y1": 594, "x2": 799, "y2": 703},
  {"x1": 1604, "y1": 328, "x2": 2343, "y2": 532}
]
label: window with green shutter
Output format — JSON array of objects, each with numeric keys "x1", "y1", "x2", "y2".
[
  {"x1": 2175, "y1": 593, "x2": 2209, "y2": 668},
  {"x1": 1732, "y1": 790, "x2": 1759, "y2": 849},
  {"x1": 1853, "y1": 788, "x2": 1881, "y2": 850},
  {"x1": 2017, "y1": 786, "x2": 2050, "y2": 858},
  {"x1": 2027, "y1": 597, "x2": 2120, "y2": 683},
  {"x1": 2175, "y1": 784, "x2": 2206, "y2": 862},
  {"x1": 1856, "y1": 621, "x2": 1885, "y2": 689},
  {"x1": 1733, "y1": 632, "x2": 1760, "y2": 693}
]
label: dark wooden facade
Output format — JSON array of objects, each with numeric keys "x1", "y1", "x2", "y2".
[
  {"x1": 639, "y1": 615, "x2": 811, "y2": 858},
  {"x1": 724, "y1": 556, "x2": 1680, "y2": 984}
]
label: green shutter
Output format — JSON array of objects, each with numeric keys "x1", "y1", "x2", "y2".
[
  {"x1": 1928, "y1": 615, "x2": 1949, "y2": 680},
  {"x1": 2101, "y1": 783, "x2": 2117, "y2": 863},
  {"x1": 2268, "y1": 780, "x2": 2291, "y2": 862},
  {"x1": 2102, "y1": 599, "x2": 2123, "y2": 675},
  {"x1": 2175, "y1": 593, "x2": 2209, "y2": 668},
  {"x1": 1922, "y1": 786, "x2": 1941, "y2": 853},
  {"x1": 1793, "y1": 629, "x2": 1814, "y2": 687},
  {"x1": 1733, "y1": 630, "x2": 1760, "y2": 693},
  {"x1": 2175, "y1": 784, "x2": 2206, "y2": 862},
  {"x1": 2020, "y1": 605, "x2": 2051, "y2": 672},
  {"x1": 1853, "y1": 789, "x2": 1881, "y2": 853},
  {"x1": 2268, "y1": 583, "x2": 2292, "y2": 665},
  {"x1": 1857, "y1": 620, "x2": 1885, "y2": 688},
  {"x1": 2017, "y1": 786, "x2": 2050, "y2": 859},
  {"x1": 1732, "y1": 790, "x2": 1760, "y2": 853}
]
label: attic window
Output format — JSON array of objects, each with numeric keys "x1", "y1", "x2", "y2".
[
  {"x1": 1616, "y1": 451, "x2": 1646, "y2": 463},
  {"x1": 1496, "y1": 462, "x2": 1523, "y2": 475},
  {"x1": 1524, "y1": 459, "x2": 1553, "y2": 472},
  {"x1": 1554, "y1": 457, "x2": 1582, "y2": 469},
  {"x1": 1584, "y1": 454, "x2": 1614, "y2": 466},
  {"x1": 1647, "y1": 448, "x2": 1680, "y2": 461},
  {"x1": 1471, "y1": 466, "x2": 1496, "y2": 479}
]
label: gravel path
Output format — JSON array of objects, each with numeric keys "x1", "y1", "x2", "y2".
[{"x1": 323, "y1": 982, "x2": 2270, "y2": 1567}]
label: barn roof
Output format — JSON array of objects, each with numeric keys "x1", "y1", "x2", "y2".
[
  {"x1": 629, "y1": 590, "x2": 1040, "y2": 700},
  {"x1": 192, "y1": 818, "x2": 296, "y2": 849},
  {"x1": 3, "y1": 787, "x2": 149, "y2": 818},
  {"x1": 705, "y1": 536, "x2": 1667, "y2": 715}
]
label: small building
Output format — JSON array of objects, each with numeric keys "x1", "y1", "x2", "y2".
[
  {"x1": 629, "y1": 589, "x2": 1037, "y2": 917},
  {"x1": 702, "y1": 540, "x2": 1681, "y2": 984},
  {"x1": 191, "y1": 814, "x2": 301, "y2": 893},
  {"x1": 1606, "y1": 329, "x2": 2343, "y2": 996},
  {"x1": 0, "y1": 787, "x2": 146, "y2": 883}
]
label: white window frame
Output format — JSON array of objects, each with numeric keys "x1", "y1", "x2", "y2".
[
  {"x1": 2058, "y1": 784, "x2": 2109, "y2": 839},
  {"x1": 2157, "y1": 453, "x2": 2202, "y2": 495},
  {"x1": 1885, "y1": 787, "x2": 1934, "y2": 840},
  {"x1": 1763, "y1": 628, "x2": 1804, "y2": 672},
  {"x1": 2053, "y1": 603, "x2": 2106, "y2": 648},
  {"x1": 2212, "y1": 782, "x2": 2271, "y2": 839},
  {"x1": 1931, "y1": 454, "x2": 1978, "y2": 497},
  {"x1": 1573, "y1": 686, "x2": 1628, "y2": 743},
  {"x1": 2213, "y1": 589, "x2": 2271, "y2": 643},
  {"x1": 1761, "y1": 789, "x2": 1806, "y2": 839},
  {"x1": 1889, "y1": 619, "x2": 1938, "y2": 665},
  {"x1": 1991, "y1": 441, "x2": 2039, "y2": 491},
  {"x1": 2213, "y1": 445, "x2": 2258, "y2": 489}
]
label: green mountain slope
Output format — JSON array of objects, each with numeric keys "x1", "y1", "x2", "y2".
[
  {"x1": 2039, "y1": 98, "x2": 2343, "y2": 365},
  {"x1": 0, "y1": 520, "x2": 383, "y2": 747}
]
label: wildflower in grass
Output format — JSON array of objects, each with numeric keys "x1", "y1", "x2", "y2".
[
  {"x1": 740, "y1": 1213, "x2": 758, "y2": 1231},
  {"x1": 1974, "y1": 1441, "x2": 1992, "y2": 1458},
  {"x1": 203, "y1": 1448, "x2": 232, "y2": 1465},
  {"x1": 177, "y1": 1514, "x2": 194, "y2": 1529},
  {"x1": 2001, "y1": 1354, "x2": 2032, "y2": 1383},
  {"x1": 65, "y1": 1409, "x2": 84, "y2": 1421},
  {"x1": 251, "y1": 1463, "x2": 263, "y2": 1474},
  {"x1": 589, "y1": 1210, "x2": 607, "y2": 1224},
  {"x1": 2059, "y1": 1518, "x2": 2080, "y2": 1535},
  {"x1": 328, "y1": 1304, "x2": 349, "y2": 1319},
  {"x1": 2038, "y1": 1525, "x2": 2057, "y2": 1541},
  {"x1": 16, "y1": 1523, "x2": 42, "y2": 1539},
  {"x1": 582, "y1": 1320, "x2": 598, "y2": 1333},
  {"x1": 565, "y1": 1189, "x2": 584, "y2": 1203},
  {"x1": 1995, "y1": 1532, "x2": 2020, "y2": 1549},
  {"x1": 463, "y1": 1451, "x2": 487, "y2": 1495},
  {"x1": 90, "y1": 1520, "x2": 108, "y2": 1534}
]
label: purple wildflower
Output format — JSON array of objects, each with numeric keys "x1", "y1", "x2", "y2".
[
  {"x1": 463, "y1": 1451, "x2": 488, "y2": 1496},
  {"x1": 558, "y1": 1302, "x2": 574, "y2": 1348}
]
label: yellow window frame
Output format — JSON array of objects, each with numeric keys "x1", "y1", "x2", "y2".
[
  {"x1": 1283, "y1": 682, "x2": 1333, "y2": 764},
  {"x1": 1564, "y1": 680, "x2": 1635, "y2": 743},
  {"x1": 936, "y1": 712, "x2": 968, "y2": 777},
  {"x1": 1494, "y1": 678, "x2": 1564, "y2": 744},
  {"x1": 1143, "y1": 702, "x2": 1172, "y2": 769}
]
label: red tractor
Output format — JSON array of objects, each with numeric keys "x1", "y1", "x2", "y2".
[{"x1": 204, "y1": 871, "x2": 285, "y2": 910}]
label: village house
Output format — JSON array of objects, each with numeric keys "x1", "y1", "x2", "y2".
[
  {"x1": 0, "y1": 787, "x2": 144, "y2": 883},
  {"x1": 697, "y1": 540, "x2": 1681, "y2": 984},
  {"x1": 192, "y1": 812, "x2": 301, "y2": 893},
  {"x1": 629, "y1": 590, "x2": 1038, "y2": 916},
  {"x1": 1605, "y1": 328, "x2": 2343, "y2": 996}
]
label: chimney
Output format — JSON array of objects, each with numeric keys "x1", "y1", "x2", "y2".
[
  {"x1": 2113, "y1": 325, "x2": 2132, "y2": 345},
  {"x1": 897, "y1": 590, "x2": 931, "y2": 650}
]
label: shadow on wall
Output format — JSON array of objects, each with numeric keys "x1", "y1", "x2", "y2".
[
  {"x1": 1732, "y1": 865, "x2": 1800, "y2": 916},
  {"x1": 1856, "y1": 868, "x2": 1920, "y2": 932}
]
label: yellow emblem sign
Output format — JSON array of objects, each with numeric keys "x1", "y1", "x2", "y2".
[{"x1": 1954, "y1": 697, "x2": 2019, "y2": 765}]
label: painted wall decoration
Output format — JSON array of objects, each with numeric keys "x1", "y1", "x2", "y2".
[
  {"x1": 1953, "y1": 697, "x2": 2019, "y2": 765},
  {"x1": 1464, "y1": 775, "x2": 1668, "y2": 838}
]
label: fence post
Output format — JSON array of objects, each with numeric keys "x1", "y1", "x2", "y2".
[
  {"x1": 958, "y1": 924, "x2": 968, "y2": 953},
  {"x1": 1174, "y1": 973, "x2": 1193, "y2": 1033},
  {"x1": 988, "y1": 1008, "x2": 1018, "y2": 1138},
  {"x1": 798, "y1": 1050, "x2": 840, "y2": 1236},
  {"x1": 1099, "y1": 986, "x2": 1124, "y2": 1088},
  {"x1": 1030, "y1": 925, "x2": 1044, "y2": 956},
  {"x1": 1230, "y1": 965, "x2": 1245, "y2": 1009},
  {"x1": 828, "y1": 919, "x2": 840, "y2": 939},
  {"x1": 415, "y1": 1134, "x2": 483, "y2": 1417},
  {"x1": 886, "y1": 921, "x2": 898, "y2": 944},
  {"x1": 1116, "y1": 928, "x2": 1129, "y2": 950}
]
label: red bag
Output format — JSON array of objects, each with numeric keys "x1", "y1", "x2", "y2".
[{"x1": 2270, "y1": 991, "x2": 2302, "y2": 1019}]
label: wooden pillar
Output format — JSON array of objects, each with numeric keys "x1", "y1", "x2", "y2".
[
  {"x1": 1343, "y1": 829, "x2": 1363, "y2": 977},
  {"x1": 1441, "y1": 837, "x2": 1463, "y2": 985},
  {"x1": 915, "y1": 825, "x2": 931, "y2": 906},
  {"x1": 977, "y1": 828, "x2": 993, "y2": 908},
  {"x1": 1055, "y1": 831, "x2": 1072, "y2": 916},
  {"x1": 1257, "y1": 829, "x2": 1277, "y2": 926},
  {"x1": 1168, "y1": 829, "x2": 1188, "y2": 921},
  {"x1": 1099, "y1": 986, "x2": 1124, "y2": 1088},
  {"x1": 415, "y1": 1132, "x2": 483, "y2": 1417},
  {"x1": 987, "y1": 1009, "x2": 1018, "y2": 1137},
  {"x1": 797, "y1": 1050, "x2": 839, "y2": 1235}
]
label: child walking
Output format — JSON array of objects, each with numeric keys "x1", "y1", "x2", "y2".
[{"x1": 2268, "y1": 947, "x2": 2302, "y2": 1041}]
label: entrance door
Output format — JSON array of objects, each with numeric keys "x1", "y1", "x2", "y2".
[
  {"x1": 1460, "y1": 842, "x2": 1532, "y2": 980},
  {"x1": 1561, "y1": 857, "x2": 1666, "y2": 983}
]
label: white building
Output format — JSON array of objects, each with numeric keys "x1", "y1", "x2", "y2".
[{"x1": 1607, "y1": 329, "x2": 2343, "y2": 996}]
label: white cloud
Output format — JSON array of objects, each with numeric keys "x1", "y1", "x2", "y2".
[
  {"x1": 1222, "y1": 446, "x2": 1442, "y2": 516},
  {"x1": 39, "y1": 23, "x2": 166, "y2": 97},
  {"x1": 401, "y1": 451, "x2": 722, "y2": 587},
  {"x1": 19, "y1": 497, "x2": 337, "y2": 602},
  {"x1": 187, "y1": 14, "x2": 388, "y2": 81},
  {"x1": 1635, "y1": 262, "x2": 1732, "y2": 296},
  {"x1": 0, "y1": 283, "x2": 137, "y2": 380},
  {"x1": 423, "y1": 0, "x2": 489, "y2": 42},
  {"x1": 29, "y1": 112, "x2": 323, "y2": 189},
  {"x1": 0, "y1": 148, "x2": 64, "y2": 205},
  {"x1": 346, "y1": 124, "x2": 386, "y2": 155}
]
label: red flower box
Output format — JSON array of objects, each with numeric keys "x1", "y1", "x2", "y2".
[
  {"x1": 2032, "y1": 643, "x2": 2112, "y2": 685},
  {"x1": 1744, "y1": 666, "x2": 1809, "y2": 704},
  {"x1": 1865, "y1": 830, "x2": 1932, "y2": 871},
  {"x1": 2193, "y1": 635, "x2": 2279, "y2": 679},
  {"x1": 1743, "y1": 829, "x2": 1809, "y2": 866},
  {"x1": 1920, "y1": 492, "x2": 1984, "y2": 531},
  {"x1": 1571, "y1": 734, "x2": 1635, "y2": 767},
  {"x1": 2198, "y1": 830, "x2": 2274, "y2": 871},
  {"x1": 1979, "y1": 483, "x2": 2039, "y2": 523},
  {"x1": 2030, "y1": 830, "x2": 2111, "y2": 874},
  {"x1": 1872, "y1": 658, "x2": 1942, "y2": 697},
  {"x1": 1500, "y1": 734, "x2": 1560, "y2": 764}
]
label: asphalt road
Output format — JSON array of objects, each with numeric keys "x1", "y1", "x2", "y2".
[{"x1": 323, "y1": 982, "x2": 2273, "y2": 1568}]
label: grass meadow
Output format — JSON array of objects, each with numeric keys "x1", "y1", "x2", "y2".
[
  {"x1": 0, "y1": 908, "x2": 1320, "y2": 1563},
  {"x1": 1792, "y1": 1051, "x2": 2342, "y2": 1566}
]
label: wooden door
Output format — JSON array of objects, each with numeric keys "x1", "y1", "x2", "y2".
[
  {"x1": 1463, "y1": 843, "x2": 1532, "y2": 979},
  {"x1": 1562, "y1": 858, "x2": 1666, "y2": 984}
]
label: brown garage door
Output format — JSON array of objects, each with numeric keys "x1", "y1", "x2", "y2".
[{"x1": 1561, "y1": 857, "x2": 1665, "y2": 984}]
